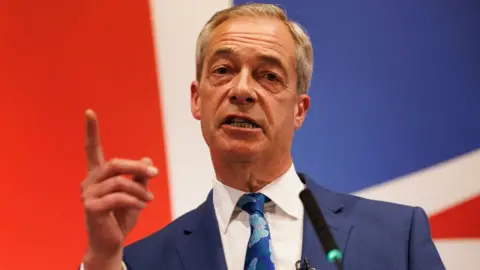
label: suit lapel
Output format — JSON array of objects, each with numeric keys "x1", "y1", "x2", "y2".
[
  {"x1": 300, "y1": 173, "x2": 352, "y2": 270},
  {"x1": 176, "y1": 191, "x2": 228, "y2": 270}
]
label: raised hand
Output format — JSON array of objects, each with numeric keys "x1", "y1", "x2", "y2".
[{"x1": 81, "y1": 109, "x2": 158, "y2": 270}]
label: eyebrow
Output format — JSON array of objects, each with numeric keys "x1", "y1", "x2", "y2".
[
  {"x1": 208, "y1": 47, "x2": 289, "y2": 76},
  {"x1": 206, "y1": 47, "x2": 236, "y2": 64},
  {"x1": 211, "y1": 47, "x2": 238, "y2": 58},
  {"x1": 256, "y1": 55, "x2": 287, "y2": 74}
]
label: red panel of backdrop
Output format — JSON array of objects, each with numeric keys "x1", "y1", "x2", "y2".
[{"x1": 0, "y1": 1, "x2": 171, "y2": 269}]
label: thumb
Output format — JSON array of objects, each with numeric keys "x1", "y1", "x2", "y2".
[{"x1": 133, "y1": 157, "x2": 155, "y2": 185}]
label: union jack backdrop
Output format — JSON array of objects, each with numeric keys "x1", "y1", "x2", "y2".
[{"x1": 0, "y1": 0, "x2": 478, "y2": 269}]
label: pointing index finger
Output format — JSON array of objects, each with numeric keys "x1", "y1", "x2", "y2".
[{"x1": 85, "y1": 109, "x2": 104, "y2": 171}]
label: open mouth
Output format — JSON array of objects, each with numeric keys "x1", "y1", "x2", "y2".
[{"x1": 223, "y1": 116, "x2": 261, "y2": 129}]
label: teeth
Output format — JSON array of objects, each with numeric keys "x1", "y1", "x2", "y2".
[
  {"x1": 227, "y1": 117, "x2": 258, "y2": 128},
  {"x1": 231, "y1": 118, "x2": 248, "y2": 123},
  {"x1": 230, "y1": 122, "x2": 256, "y2": 129}
]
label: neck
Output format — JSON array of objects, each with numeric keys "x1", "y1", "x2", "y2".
[{"x1": 211, "y1": 150, "x2": 293, "y2": 192}]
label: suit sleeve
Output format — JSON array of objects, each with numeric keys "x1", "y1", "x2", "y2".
[{"x1": 408, "y1": 207, "x2": 446, "y2": 270}]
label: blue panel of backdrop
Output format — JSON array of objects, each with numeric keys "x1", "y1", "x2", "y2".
[{"x1": 233, "y1": 0, "x2": 480, "y2": 192}]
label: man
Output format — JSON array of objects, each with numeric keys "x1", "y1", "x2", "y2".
[{"x1": 80, "y1": 3, "x2": 445, "y2": 270}]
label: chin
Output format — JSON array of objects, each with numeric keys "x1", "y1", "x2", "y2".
[
  {"x1": 216, "y1": 140, "x2": 264, "y2": 161},
  {"x1": 204, "y1": 127, "x2": 268, "y2": 160}
]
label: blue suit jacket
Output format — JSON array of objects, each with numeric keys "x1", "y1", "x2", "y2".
[{"x1": 123, "y1": 173, "x2": 445, "y2": 269}]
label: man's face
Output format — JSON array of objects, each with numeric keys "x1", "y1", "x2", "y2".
[{"x1": 191, "y1": 17, "x2": 310, "y2": 161}]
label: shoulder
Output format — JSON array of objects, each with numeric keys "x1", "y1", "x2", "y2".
[
  {"x1": 340, "y1": 190, "x2": 417, "y2": 217},
  {"x1": 317, "y1": 186, "x2": 444, "y2": 269},
  {"x1": 325, "y1": 187, "x2": 434, "y2": 248},
  {"x1": 302, "y1": 173, "x2": 419, "y2": 230},
  {"x1": 337, "y1": 190, "x2": 421, "y2": 228}
]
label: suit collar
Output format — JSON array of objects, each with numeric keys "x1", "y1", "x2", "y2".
[
  {"x1": 176, "y1": 191, "x2": 228, "y2": 270},
  {"x1": 299, "y1": 173, "x2": 352, "y2": 269}
]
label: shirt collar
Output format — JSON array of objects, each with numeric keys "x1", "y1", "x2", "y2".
[{"x1": 213, "y1": 163, "x2": 305, "y2": 234}]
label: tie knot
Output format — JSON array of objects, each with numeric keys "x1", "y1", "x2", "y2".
[{"x1": 237, "y1": 193, "x2": 270, "y2": 215}]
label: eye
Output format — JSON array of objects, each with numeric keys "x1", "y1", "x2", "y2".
[
  {"x1": 262, "y1": 72, "x2": 280, "y2": 82},
  {"x1": 213, "y1": 66, "x2": 229, "y2": 75},
  {"x1": 265, "y1": 73, "x2": 277, "y2": 81}
]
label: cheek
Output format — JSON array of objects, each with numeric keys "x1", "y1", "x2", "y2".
[
  {"x1": 266, "y1": 104, "x2": 294, "y2": 132},
  {"x1": 200, "y1": 100, "x2": 215, "y2": 118},
  {"x1": 200, "y1": 93, "x2": 224, "y2": 123},
  {"x1": 276, "y1": 102, "x2": 297, "y2": 129}
]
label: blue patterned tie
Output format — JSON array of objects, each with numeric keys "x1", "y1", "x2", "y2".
[{"x1": 237, "y1": 193, "x2": 275, "y2": 270}]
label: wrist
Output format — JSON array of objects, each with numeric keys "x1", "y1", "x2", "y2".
[{"x1": 83, "y1": 249, "x2": 124, "y2": 270}]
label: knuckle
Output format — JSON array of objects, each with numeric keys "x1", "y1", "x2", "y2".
[
  {"x1": 108, "y1": 193, "x2": 122, "y2": 206},
  {"x1": 81, "y1": 191, "x2": 88, "y2": 202},
  {"x1": 80, "y1": 180, "x2": 87, "y2": 192},
  {"x1": 83, "y1": 200, "x2": 96, "y2": 213},
  {"x1": 110, "y1": 158, "x2": 119, "y2": 166},
  {"x1": 125, "y1": 195, "x2": 138, "y2": 204},
  {"x1": 105, "y1": 158, "x2": 120, "y2": 172},
  {"x1": 110, "y1": 177, "x2": 126, "y2": 190},
  {"x1": 80, "y1": 180, "x2": 92, "y2": 195},
  {"x1": 103, "y1": 160, "x2": 114, "y2": 173},
  {"x1": 80, "y1": 184, "x2": 94, "y2": 203}
]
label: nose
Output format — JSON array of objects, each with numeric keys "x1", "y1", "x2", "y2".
[{"x1": 229, "y1": 69, "x2": 257, "y2": 105}]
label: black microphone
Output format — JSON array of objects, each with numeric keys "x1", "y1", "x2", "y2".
[{"x1": 299, "y1": 188, "x2": 343, "y2": 270}]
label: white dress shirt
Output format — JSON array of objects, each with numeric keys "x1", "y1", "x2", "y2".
[
  {"x1": 213, "y1": 163, "x2": 305, "y2": 270},
  {"x1": 81, "y1": 163, "x2": 305, "y2": 270}
]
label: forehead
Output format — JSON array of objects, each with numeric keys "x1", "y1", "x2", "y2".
[{"x1": 205, "y1": 17, "x2": 296, "y2": 66}]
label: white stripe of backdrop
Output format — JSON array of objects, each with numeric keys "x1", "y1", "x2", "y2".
[{"x1": 149, "y1": 0, "x2": 233, "y2": 219}]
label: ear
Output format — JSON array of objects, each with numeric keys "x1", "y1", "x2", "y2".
[
  {"x1": 294, "y1": 94, "x2": 310, "y2": 130},
  {"x1": 190, "y1": 81, "x2": 201, "y2": 120}
]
